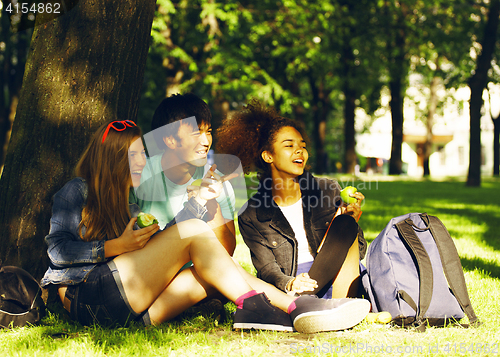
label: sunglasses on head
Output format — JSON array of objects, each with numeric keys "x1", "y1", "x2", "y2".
[{"x1": 102, "y1": 120, "x2": 137, "y2": 143}]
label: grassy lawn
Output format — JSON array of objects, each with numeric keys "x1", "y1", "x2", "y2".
[{"x1": 2, "y1": 175, "x2": 500, "y2": 356}]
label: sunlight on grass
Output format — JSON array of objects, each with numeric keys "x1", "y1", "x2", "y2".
[{"x1": 1, "y1": 178, "x2": 500, "y2": 356}]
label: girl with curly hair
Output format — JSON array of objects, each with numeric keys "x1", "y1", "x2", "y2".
[{"x1": 217, "y1": 100, "x2": 367, "y2": 299}]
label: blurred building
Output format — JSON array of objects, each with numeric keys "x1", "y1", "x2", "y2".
[{"x1": 355, "y1": 84, "x2": 496, "y2": 177}]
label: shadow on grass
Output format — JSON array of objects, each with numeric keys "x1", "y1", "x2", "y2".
[
  {"x1": 356, "y1": 179, "x2": 500, "y2": 279},
  {"x1": 460, "y1": 256, "x2": 500, "y2": 279}
]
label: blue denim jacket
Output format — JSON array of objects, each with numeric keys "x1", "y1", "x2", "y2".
[{"x1": 41, "y1": 177, "x2": 208, "y2": 287}]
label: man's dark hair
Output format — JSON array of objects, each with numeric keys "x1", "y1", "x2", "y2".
[{"x1": 151, "y1": 93, "x2": 212, "y2": 150}]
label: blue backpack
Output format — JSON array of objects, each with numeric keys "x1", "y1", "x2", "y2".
[{"x1": 362, "y1": 213, "x2": 480, "y2": 331}]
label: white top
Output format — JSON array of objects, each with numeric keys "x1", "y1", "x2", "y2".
[{"x1": 278, "y1": 198, "x2": 314, "y2": 264}]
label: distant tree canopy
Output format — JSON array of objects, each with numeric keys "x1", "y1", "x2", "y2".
[
  {"x1": 2, "y1": 1, "x2": 499, "y2": 178},
  {"x1": 2, "y1": 0, "x2": 498, "y2": 179},
  {"x1": 137, "y1": 0, "x2": 497, "y2": 179}
]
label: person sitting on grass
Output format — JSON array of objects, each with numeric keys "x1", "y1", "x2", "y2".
[
  {"x1": 136, "y1": 93, "x2": 238, "y2": 255},
  {"x1": 217, "y1": 100, "x2": 367, "y2": 299},
  {"x1": 41, "y1": 120, "x2": 370, "y2": 333}
]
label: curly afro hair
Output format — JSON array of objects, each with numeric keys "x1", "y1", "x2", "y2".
[{"x1": 216, "y1": 99, "x2": 308, "y2": 177}]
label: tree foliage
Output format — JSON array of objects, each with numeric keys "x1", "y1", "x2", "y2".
[
  {"x1": 138, "y1": 0, "x2": 499, "y2": 178},
  {"x1": 467, "y1": 0, "x2": 500, "y2": 186}
]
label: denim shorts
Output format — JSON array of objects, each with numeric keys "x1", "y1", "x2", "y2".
[{"x1": 65, "y1": 260, "x2": 150, "y2": 327}]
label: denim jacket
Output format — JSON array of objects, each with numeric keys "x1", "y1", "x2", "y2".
[
  {"x1": 238, "y1": 171, "x2": 366, "y2": 292},
  {"x1": 41, "y1": 177, "x2": 208, "y2": 287}
]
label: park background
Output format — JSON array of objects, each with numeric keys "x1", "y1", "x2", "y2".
[{"x1": 1, "y1": 1, "x2": 500, "y2": 356}]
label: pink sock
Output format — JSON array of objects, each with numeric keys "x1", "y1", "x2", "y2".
[
  {"x1": 235, "y1": 290, "x2": 258, "y2": 309},
  {"x1": 287, "y1": 298, "x2": 299, "y2": 314}
]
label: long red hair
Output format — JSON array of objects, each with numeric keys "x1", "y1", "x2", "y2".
[{"x1": 75, "y1": 121, "x2": 141, "y2": 241}]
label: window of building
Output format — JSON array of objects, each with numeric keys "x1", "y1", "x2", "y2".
[
  {"x1": 458, "y1": 146, "x2": 464, "y2": 166},
  {"x1": 437, "y1": 146, "x2": 446, "y2": 166}
]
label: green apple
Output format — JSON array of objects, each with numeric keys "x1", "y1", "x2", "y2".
[
  {"x1": 365, "y1": 312, "x2": 378, "y2": 323},
  {"x1": 376, "y1": 311, "x2": 392, "y2": 324},
  {"x1": 340, "y1": 186, "x2": 358, "y2": 204},
  {"x1": 136, "y1": 212, "x2": 158, "y2": 228},
  {"x1": 191, "y1": 179, "x2": 203, "y2": 186}
]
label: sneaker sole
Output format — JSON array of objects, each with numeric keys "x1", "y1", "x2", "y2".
[
  {"x1": 293, "y1": 299, "x2": 370, "y2": 334},
  {"x1": 233, "y1": 322, "x2": 295, "y2": 332}
]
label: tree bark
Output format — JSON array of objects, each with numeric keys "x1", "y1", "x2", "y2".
[
  {"x1": 0, "y1": 2, "x2": 32, "y2": 175},
  {"x1": 389, "y1": 75, "x2": 404, "y2": 175},
  {"x1": 0, "y1": 0, "x2": 156, "y2": 278},
  {"x1": 309, "y1": 76, "x2": 330, "y2": 174},
  {"x1": 343, "y1": 87, "x2": 357, "y2": 174},
  {"x1": 493, "y1": 115, "x2": 500, "y2": 176},
  {"x1": 342, "y1": 39, "x2": 357, "y2": 175},
  {"x1": 388, "y1": 23, "x2": 406, "y2": 175},
  {"x1": 467, "y1": 0, "x2": 500, "y2": 187}
]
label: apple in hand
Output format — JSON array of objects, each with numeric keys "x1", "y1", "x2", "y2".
[
  {"x1": 191, "y1": 179, "x2": 203, "y2": 186},
  {"x1": 340, "y1": 186, "x2": 358, "y2": 204},
  {"x1": 136, "y1": 212, "x2": 158, "y2": 228}
]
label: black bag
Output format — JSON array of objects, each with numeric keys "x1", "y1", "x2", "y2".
[
  {"x1": 0, "y1": 261, "x2": 45, "y2": 328},
  {"x1": 362, "y1": 213, "x2": 480, "y2": 331}
]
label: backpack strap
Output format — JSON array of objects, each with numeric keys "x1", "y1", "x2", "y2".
[
  {"x1": 423, "y1": 214, "x2": 481, "y2": 327},
  {"x1": 395, "y1": 218, "x2": 434, "y2": 331}
]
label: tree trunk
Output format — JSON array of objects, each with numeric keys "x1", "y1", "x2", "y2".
[
  {"x1": 389, "y1": 76, "x2": 404, "y2": 175},
  {"x1": 309, "y1": 76, "x2": 329, "y2": 174},
  {"x1": 467, "y1": 0, "x2": 500, "y2": 187},
  {"x1": 344, "y1": 88, "x2": 357, "y2": 175},
  {"x1": 493, "y1": 115, "x2": 500, "y2": 176},
  {"x1": 0, "y1": 3, "x2": 32, "y2": 175},
  {"x1": 423, "y1": 75, "x2": 440, "y2": 176},
  {"x1": 388, "y1": 26, "x2": 406, "y2": 175},
  {"x1": 0, "y1": 0, "x2": 156, "y2": 279},
  {"x1": 342, "y1": 39, "x2": 357, "y2": 175}
]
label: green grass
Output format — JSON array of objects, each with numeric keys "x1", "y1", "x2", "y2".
[{"x1": 2, "y1": 176, "x2": 500, "y2": 356}]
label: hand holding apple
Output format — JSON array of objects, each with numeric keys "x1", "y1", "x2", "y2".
[
  {"x1": 340, "y1": 186, "x2": 358, "y2": 204},
  {"x1": 339, "y1": 185, "x2": 364, "y2": 221},
  {"x1": 136, "y1": 212, "x2": 158, "y2": 228}
]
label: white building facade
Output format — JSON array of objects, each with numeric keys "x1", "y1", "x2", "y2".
[{"x1": 355, "y1": 83, "x2": 496, "y2": 178}]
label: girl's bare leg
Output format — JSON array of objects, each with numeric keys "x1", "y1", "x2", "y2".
[
  {"x1": 147, "y1": 267, "x2": 215, "y2": 324},
  {"x1": 148, "y1": 259, "x2": 297, "y2": 324},
  {"x1": 232, "y1": 261, "x2": 295, "y2": 312},
  {"x1": 331, "y1": 238, "x2": 360, "y2": 298},
  {"x1": 113, "y1": 219, "x2": 253, "y2": 314}
]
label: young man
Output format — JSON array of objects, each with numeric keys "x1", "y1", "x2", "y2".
[{"x1": 135, "y1": 93, "x2": 239, "y2": 255}]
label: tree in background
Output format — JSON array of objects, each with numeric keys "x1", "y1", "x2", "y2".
[
  {"x1": 467, "y1": 0, "x2": 500, "y2": 187},
  {"x1": 489, "y1": 94, "x2": 500, "y2": 177},
  {"x1": 212, "y1": 0, "x2": 383, "y2": 174},
  {"x1": 0, "y1": 0, "x2": 155, "y2": 278},
  {"x1": 487, "y1": 85, "x2": 500, "y2": 176},
  {"x1": 0, "y1": 0, "x2": 34, "y2": 174},
  {"x1": 377, "y1": 0, "x2": 411, "y2": 175},
  {"x1": 139, "y1": 0, "x2": 500, "y2": 178},
  {"x1": 408, "y1": 0, "x2": 478, "y2": 177}
]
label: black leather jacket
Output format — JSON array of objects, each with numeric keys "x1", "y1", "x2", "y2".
[{"x1": 238, "y1": 171, "x2": 366, "y2": 292}]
